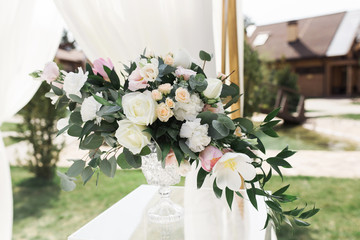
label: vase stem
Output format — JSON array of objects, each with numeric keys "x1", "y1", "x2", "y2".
[{"x1": 159, "y1": 186, "x2": 170, "y2": 198}]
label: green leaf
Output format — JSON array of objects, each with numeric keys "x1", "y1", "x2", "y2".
[
  {"x1": 276, "y1": 146, "x2": 296, "y2": 159},
  {"x1": 213, "y1": 179, "x2": 223, "y2": 198},
  {"x1": 199, "y1": 50, "x2": 212, "y2": 61},
  {"x1": 266, "y1": 200, "x2": 282, "y2": 212},
  {"x1": 197, "y1": 167, "x2": 209, "y2": 189},
  {"x1": 273, "y1": 184, "x2": 290, "y2": 196},
  {"x1": 299, "y1": 207, "x2": 320, "y2": 219},
  {"x1": 108, "y1": 156, "x2": 117, "y2": 178},
  {"x1": 87, "y1": 75, "x2": 105, "y2": 85},
  {"x1": 100, "y1": 159, "x2": 112, "y2": 177},
  {"x1": 247, "y1": 187, "x2": 258, "y2": 210},
  {"x1": 68, "y1": 94, "x2": 83, "y2": 103},
  {"x1": 57, "y1": 171, "x2": 76, "y2": 192},
  {"x1": 264, "y1": 107, "x2": 281, "y2": 122},
  {"x1": 109, "y1": 69, "x2": 121, "y2": 90},
  {"x1": 217, "y1": 114, "x2": 236, "y2": 130},
  {"x1": 66, "y1": 160, "x2": 86, "y2": 177},
  {"x1": 261, "y1": 120, "x2": 280, "y2": 128},
  {"x1": 117, "y1": 153, "x2": 132, "y2": 169},
  {"x1": 80, "y1": 134, "x2": 103, "y2": 150},
  {"x1": 123, "y1": 148, "x2": 142, "y2": 168},
  {"x1": 88, "y1": 157, "x2": 99, "y2": 168},
  {"x1": 220, "y1": 84, "x2": 238, "y2": 98},
  {"x1": 139, "y1": 146, "x2": 151, "y2": 156},
  {"x1": 225, "y1": 187, "x2": 234, "y2": 210},
  {"x1": 189, "y1": 74, "x2": 207, "y2": 92},
  {"x1": 224, "y1": 95, "x2": 240, "y2": 109},
  {"x1": 103, "y1": 135, "x2": 117, "y2": 147},
  {"x1": 212, "y1": 120, "x2": 229, "y2": 137},
  {"x1": 263, "y1": 214, "x2": 271, "y2": 229},
  {"x1": 80, "y1": 121, "x2": 95, "y2": 138},
  {"x1": 51, "y1": 84, "x2": 63, "y2": 96},
  {"x1": 267, "y1": 157, "x2": 292, "y2": 168},
  {"x1": 172, "y1": 145, "x2": 184, "y2": 165},
  {"x1": 262, "y1": 128, "x2": 279, "y2": 138},
  {"x1": 294, "y1": 218, "x2": 310, "y2": 227},
  {"x1": 81, "y1": 166, "x2": 94, "y2": 185},
  {"x1": 161, "y1": 142, "x2": 171, "y2": 162},
  {"x1": 179, "y1": 139, "x2": 197, "y2": 159},
  {"x1": 92, "y1": 93, "x2": 114, "y2": 106},
  {"x1": 69, "y1": 111, "x2": 83, "y2": 125},
  {"x1": 86, "y1": 63, "x2": 94, "y2": 75},
  {"x1": 57, "y1": 124, "x2": 70, "y2": 137},
  {"x1": 68, "y1": 125, "x2": 82, "y2": 137},
  {"x1": 234, "y1": 118, "x2": 254, "y2": 133}
]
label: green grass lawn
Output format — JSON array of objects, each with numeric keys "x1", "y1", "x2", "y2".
[
  {"x1": 260, "y1": 124, "x2": 360, "y2": 151},
  {"x1": 335, "y1": 114, "x2": 360, "y2": 120},
  {"x1": 11, "y1": 167, "x2": 360, "y2": 240}
]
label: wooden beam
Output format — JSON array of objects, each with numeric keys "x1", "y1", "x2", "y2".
[
  {"x1": 346, "y1": 65, "x2": 353, "y2": 96},
  {"x1": 221, "y1": 0, "x2": 228, "y2": 74},
  {"x1": 228, "y1": 0, "x2": 241, "y2": 118}
]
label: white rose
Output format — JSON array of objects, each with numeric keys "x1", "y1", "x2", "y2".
[
  {"x1": 122, "y1": 91, "x2": 157, "y2": 126},
  {"x1": 115, "y1": 119, "x2": 151, "y2": 154},
  {"x1": 180, "y1": 118, "x2": 211, "y2": 152},
  {"x1": 174, "y1": 94, "x2": 204, "y2": 121},
  {"x1": 63, "y1": 67, "x2": 88, "y2": 98},
  {"x1": 203, "y1": 78, "x2": 223, "y2": 99},
  {"x1": 140, "y1": 58, "x2": 159, "y2": 82},
  {"x1": 80, "y1": 94, "x2": 102, "y2": 125},
  {"x1": 173, "y1": 49, "x2": 192, "y2": 69}
]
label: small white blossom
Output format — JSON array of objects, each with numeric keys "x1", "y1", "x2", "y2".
[
  {"x1": 174, "y1": 94, "x2": 204, "y2": 121},
  {"x1": 63, "y1": 68, "x2": 88, "y2": 98},
  {"x1": 80, "y1": 93, "x2": 102, "y2": 125},
  {"x1": 180, "y1": 118, "x2": 211, "y2": 152}
]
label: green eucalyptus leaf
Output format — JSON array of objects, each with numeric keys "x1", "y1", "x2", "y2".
[
  {"x1": 57, "y1": 125, "x2": 70, "y2": 137},
  {"x1": 69, "y1": 94, "x2": 83, "y2": 103},
  {"x1": 68, "y1": 125, "x2": 82, "y2": 137},
  {"x1": 57, "y1": 171, "x2": 76, "y2": 192},
  {"x1": 117, "y1": 152, "x2": 132, "y2": 169},
  {"x1": 234, "y1": 118, "x2": 254, "y2": 133},
  {"x1": 123, "y1": 148, "x2": 142, "y2": 168},
  {"x1": 66, "y1": 160, "x2": 86, "y2": 177},
  {"x1": 69, "y1": 111, "x2": 83, "y2": 125},
  {"x1": 108, "y1": 156, "x2": 117, "y2": 178},
  {"x1": 139, "y1": 146, "x2": 151, "y2": 156},
  {"x1": 199, "y1": 50, "x2": 212, "y2": 61},
  {"x1": 80, "y1": 134, "x2": 103, "y2": 150},
  {"x1": 212, "y1": 120, "x2": 229, "y2": 137},
  {"x1": 179, "y1": 139, "x2": 197, "y2": 159},
  {"x1": 92, "y1": 93, "x2": 114, "y2": 106},
  {"x1": 100, "y1": 159, "x2": 112, "y2": 177},
  {"x1": 51, "y1": 84, "x2": 63, "y2": 96},
  {"x1": 81, "y1": 166, "x2": 94, "y2": 185}
]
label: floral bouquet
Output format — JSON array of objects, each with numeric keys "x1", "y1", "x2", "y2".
[{"x1": 31, "y1": 49, "x2": 318, "y2": 228}]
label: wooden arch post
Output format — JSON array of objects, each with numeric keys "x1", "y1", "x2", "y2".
[{"x1": 222, "y1": 0, "x2": 244, "y2": 118}]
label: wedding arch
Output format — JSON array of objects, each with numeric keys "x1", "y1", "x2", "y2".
[{"x1": 0, "y1": 0, "x2": 243, "y2": 239}]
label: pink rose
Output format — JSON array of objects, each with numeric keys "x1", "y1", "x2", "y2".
[
  {"x1": 128, "y1": 68, "x2": 148, "y2": 91},
  {"x1": 165, "y1": 149, "x2": 178, "y2": 166},
  {"x1": 41, "y1": 62, "x2": 59, "y2": 84},
  {"x1": 199, "y1": 145, "x2": 223, "y2": 172},
  {"x1": 92, "y1": 58, "x2": 114, "y2": 81},
  {"x1": 175, "y1": 66, "x2": 196, "y2": 80},
  {"x1": 203, "y1": 102, "x2": 224, "y2": 113}
]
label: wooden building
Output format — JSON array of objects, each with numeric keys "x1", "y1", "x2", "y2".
[{"x1": 248, "y1": 11, "x2": 360, "y2": 97}]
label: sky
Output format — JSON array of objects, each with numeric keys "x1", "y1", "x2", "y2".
[{"x1": 243, "y1": 0, "x2": 360, "y2": 25}]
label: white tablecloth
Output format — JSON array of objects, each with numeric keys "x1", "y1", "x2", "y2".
[{"x1": 68, "y1": 185, "x2": 277, "y2": 240}]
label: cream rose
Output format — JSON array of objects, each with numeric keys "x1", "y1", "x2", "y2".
[
  {"x1": 165, "y1": 98, "x2": 175, "y2": 108},
  {"x1": 156, "y1": 103, "x2": 173, "y2": 122},
  {"x1": 151, "y1": 89, "x2": 163, "y2": 101},
  {"x1": 139, "y1": 58, "x2": 159, "y2": 82},
  {"x1": 122, "y1": 91, "x2": 157, "y2": 126},
  {"x1": 163, "y1": 53, "x2": 174, "y2": 66},
  {"x1": 175, "y1": 87, "x2": 190, "y2": 103},
  {"x1": 158, "y1": 83, "x2": 172, "y2": 95},
  {"x1": 80, "y1": 94, "x2": 102, "y2": 125},
  {"x1": 115, "y1": 119, "x2": 151, "y2": 154},
  {"x1": 203, "y1": 78, "x2": 223, "y2": 99}
]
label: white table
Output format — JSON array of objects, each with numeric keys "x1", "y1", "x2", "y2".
[{"x1": 68, "y1": 185, "x2": 277, "y2": 240}]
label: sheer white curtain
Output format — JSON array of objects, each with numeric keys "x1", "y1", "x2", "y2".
[
  {"x1": 0, "y1": 0, "x2": 64, "y2": 239},
  {"x1": 54, "y1": 0, "x2": 218, "y2": 77}
]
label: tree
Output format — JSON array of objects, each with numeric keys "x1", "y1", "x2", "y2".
[{"x1": 17, "y1": 82, "x2": 67, "y2": 180}]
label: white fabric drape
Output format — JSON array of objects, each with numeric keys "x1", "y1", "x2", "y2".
[
  {"x1": 0, "y1": 0, "x2": 64, "y2": 239},
  {"x1": 54, "y1": 0, "x2": 218, "y2": 77}
]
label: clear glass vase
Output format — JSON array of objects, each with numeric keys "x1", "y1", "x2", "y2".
[{"x1": 141, "y1": 143, "x2": 183, "y2": 224}]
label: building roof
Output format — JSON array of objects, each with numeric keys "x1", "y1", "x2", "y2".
[{"x1": 248, "y1": 11, "x2": 360, "y2": 61}]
